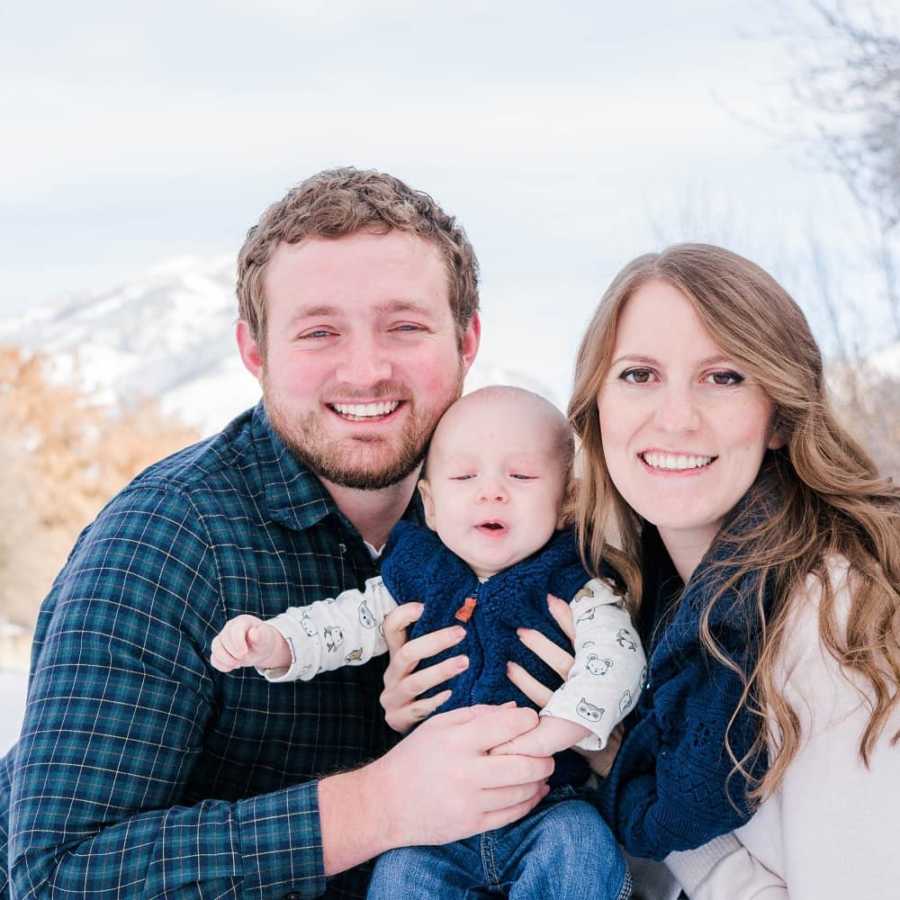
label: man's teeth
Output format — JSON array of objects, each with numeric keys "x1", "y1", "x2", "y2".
[
  {"x1": 642, "y1": 452, "x2": 714, "y2": 471},
  {"x1": 332, "y1": 401, "x2": 400, "y2": 419}
]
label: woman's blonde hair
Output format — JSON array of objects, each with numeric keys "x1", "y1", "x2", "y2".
[{"x1": 569, "y1": 243, "x2": 900, "y2": 800}]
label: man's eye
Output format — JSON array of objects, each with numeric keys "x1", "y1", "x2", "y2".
[
  {"x1": 391, "y1": 323, "x2": 425, "y2": 334},
  {"x1": 298, "y1": 329, "x2": 336, "y2": 340},
  {"x1": 704, "y1": 370, "x2": 744, "y2": 386},
  {"x1": 620, "y1": 368, "x2": 654, "y2": 384}
]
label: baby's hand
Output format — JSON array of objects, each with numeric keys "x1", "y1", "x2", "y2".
[
  {"x1": 489, "y1": 715, "x2": 591, "y2": 758},
  {"x1": 210, "y1": 615, "x2": 290, "y2": 672}
]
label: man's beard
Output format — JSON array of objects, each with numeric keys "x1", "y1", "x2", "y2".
[{"x1": 264, "y1": 369, "x2": 464, "y2": 491}]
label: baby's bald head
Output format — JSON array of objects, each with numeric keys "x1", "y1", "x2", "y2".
[
  {"x1": 418, "y1": 386, "x2": 574, "y2": 577},
  {"x1": 426, "y1": 386, "x2": 573, "y2": 477}
]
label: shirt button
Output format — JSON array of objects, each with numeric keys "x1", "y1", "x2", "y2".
[{"x1": 283, "y1": 894, "x2": 301, "y2": 899}]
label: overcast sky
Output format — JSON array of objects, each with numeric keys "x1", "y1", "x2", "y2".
[{"x1": 0, "y1": 0, "x2": 873, "y2": 400}]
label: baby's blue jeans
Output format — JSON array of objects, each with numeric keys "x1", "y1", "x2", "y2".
[{"x1": 366, "y1": 786, "x2": 631, "y2": 899}]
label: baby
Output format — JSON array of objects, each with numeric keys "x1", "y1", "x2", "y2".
[{"x1": 211, "y1": 386, "x2": 644, "y2": 899}]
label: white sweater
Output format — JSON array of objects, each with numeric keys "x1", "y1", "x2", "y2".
[{"x1": 662, "y1": 559, "x2": 900, "y2": 899}]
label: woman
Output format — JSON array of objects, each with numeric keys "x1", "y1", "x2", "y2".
[{"x1": 382, "y1": 244, "x2": 900, "y2": 898}]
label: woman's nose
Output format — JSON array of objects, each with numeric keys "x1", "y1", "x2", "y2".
[{"x1": 653, "y1": 384, "x2": 701, "y2": 433}]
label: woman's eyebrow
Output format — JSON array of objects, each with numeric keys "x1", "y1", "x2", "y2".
[{"x1": 610, "y1": 353, "x2": 735, "y2": 367}]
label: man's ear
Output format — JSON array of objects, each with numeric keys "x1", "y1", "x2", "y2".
[
  {"x1": 417, "y1": 479, "x2": 436, "y2": 530},
  {"x1": 236, "y1": 320, "x2": 264, "y2": 381},
  {"x1": 459, "y1": 312, "x2": 481, "y2": 376}
]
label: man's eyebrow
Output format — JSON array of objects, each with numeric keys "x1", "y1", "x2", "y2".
[
  {"x1": 610, "y1": 353, "x2": 735, "y2": 367},
  {"x1": 287, "y1": 300, "x2": 438, "y2": 324},
  {"x1": 288, "y1": 304, "x2": 341, "y2": 322}
]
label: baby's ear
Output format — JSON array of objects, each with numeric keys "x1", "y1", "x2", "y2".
[
  {"x1": 557, "y1": 476, "x2": 577, "y2": 528},
  {"x1": 417, "y1": 479, "x2": 437, "y2": 530}
]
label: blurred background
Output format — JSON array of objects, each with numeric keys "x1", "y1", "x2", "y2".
[{"x1": 2, "y1": 1, "x2": 898, "y2": 748}]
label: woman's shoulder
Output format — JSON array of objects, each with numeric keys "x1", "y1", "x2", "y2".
[
  {"x1": 780, "y1": 555, "x2": 853, "y2": 655},
  {"x1": 775, "y1": 555, "x2": 873, "y2": 728}
]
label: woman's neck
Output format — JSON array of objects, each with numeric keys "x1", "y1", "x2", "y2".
[{"x1": 657, "y1": 524, "x2": 719, "y2": 583}]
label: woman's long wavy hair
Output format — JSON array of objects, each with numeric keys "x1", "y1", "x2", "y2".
[{"x1": 569, "y1": 243, "x2": 900, "y2": 800}]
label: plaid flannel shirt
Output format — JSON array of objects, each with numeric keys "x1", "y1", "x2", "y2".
[{"x1": 0, "y1": 404, "x2": 407, "y2": 899}]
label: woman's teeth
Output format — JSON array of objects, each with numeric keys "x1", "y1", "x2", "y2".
[
  {"x1": 641, "y1": 452, "x2": 715, "y2": 471},
  {"x1": 332, "y1": 401, "x2": 400, "y2": 420}
]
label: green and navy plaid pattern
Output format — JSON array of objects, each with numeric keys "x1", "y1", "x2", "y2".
[{"x1": 1, "y1": 404, "x2": 404, "y2": 899}]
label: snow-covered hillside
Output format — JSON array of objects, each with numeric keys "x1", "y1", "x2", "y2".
[{"x1": 2, "y1": 256, "x2": 560, "y2": 435}]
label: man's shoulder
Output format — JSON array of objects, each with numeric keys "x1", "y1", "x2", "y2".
[
  {"x1": 131, "y1": 408, "x2": 258, "y2": 494},
  {"x1": 81, "y1": 407, "x2": 266, "y2": 547}
]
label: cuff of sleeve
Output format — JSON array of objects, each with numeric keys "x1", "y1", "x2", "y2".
[
  {"x1": 665, "y1": 833, "x2": 741, "y2": 894},
  {"x1": 538, "y1": 705, "x2": 610, "y2": 750},
  {"x1": 235, "y1": 779, "x2": 326, "y2": 898},
  {"x1": 262, "y1": 612, "x2": 321, "y2": 682}
]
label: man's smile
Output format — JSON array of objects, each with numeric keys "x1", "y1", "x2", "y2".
[{"x1": 328, "y1": 400, "x2": 404, "y2": 422}]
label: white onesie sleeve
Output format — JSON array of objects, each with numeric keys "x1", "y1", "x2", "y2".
[
  {"x1": 539, "y1": 577, "x2": 647, "y2": 750},
  {"x1": 260, "y1": 576, "x2": 398, "y2": 682}
]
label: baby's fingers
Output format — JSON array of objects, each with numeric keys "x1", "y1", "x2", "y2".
[{"x1": 210, "y1": 635, "x2": 242, "y2": 672}]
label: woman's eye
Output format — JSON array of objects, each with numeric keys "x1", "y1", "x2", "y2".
[
  {"x1": 620, "y1": 368, "x2": 654, "y2": 384},
  {"x1": 705, "y1": 370, "x2": 744, "y2": 386}
]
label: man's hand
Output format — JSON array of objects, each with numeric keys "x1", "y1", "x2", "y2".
[
  {"x1": 319, "y1": 704, "x2": 554, "y2": 875},
  {"x1": 210, "y1": 614, "x2": 291, "y2": 672},
  {"x1": 379, "y1": 602, "x2": 469, "y2": 732}
]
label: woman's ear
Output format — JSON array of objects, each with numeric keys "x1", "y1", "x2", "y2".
[{"x1": 767, "y1": 410, "x2": 786, "y2": 450}]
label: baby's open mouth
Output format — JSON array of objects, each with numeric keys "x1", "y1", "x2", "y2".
[{"x1": 476, "y1": 521, "x2": 506, "y2": 533}]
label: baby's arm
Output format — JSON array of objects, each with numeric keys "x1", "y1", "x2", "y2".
[
  {"x1": 497, "y1": 578, "x2": 646, "y2": 757},
  {"x1": 209, "y1": 577, "x2": 399, "y2": 682}
]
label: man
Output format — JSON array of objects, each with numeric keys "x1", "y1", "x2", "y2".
[{"x1": 0, "y1": 168, "x2": 553, "y2": 898}]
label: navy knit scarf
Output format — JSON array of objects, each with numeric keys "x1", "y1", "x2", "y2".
[{"x1": 592, "y1": 456, "x2": 782, "y2": 858}]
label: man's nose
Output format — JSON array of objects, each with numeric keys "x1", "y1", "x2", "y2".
[
  {"x1": 653, "y1": 384, "x2": 701, "y2": 433},
  {"x1": 334, "y1": 333, "x2": 392, "y2": 386}
]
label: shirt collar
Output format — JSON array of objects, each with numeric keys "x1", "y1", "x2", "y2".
[{"x1": 251, "y1": 402, "x2": 336, "y2": 533}]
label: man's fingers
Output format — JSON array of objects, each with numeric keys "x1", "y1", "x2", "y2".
[
  {"x1": 516, "y1": 628, "x2": 573, "y2": 680},
  {"x1": 468, "y1": 705, "x2": 540, "y2": 753},
  {"x1": 506, "y1": 661, "x2": 554, "y2": 708},
  {"x1": 479, "y1": 785, "x2": 550, "y2": 832},
  {"x1": 382, "y1": 603, "x2": 423, "y2": 655},
  {"x1": 394, "y1": 654, "x2": 467, "y2": 700},
  {"x1": 480, "y1": 753, "x2": 555, "y2": 788},
  {"x1": 386, "y1": 625, "x2": 466, "y2": 679},
  {"x1": 478, "y1": 781, "x2": 549, "y2": 814},
  {"x1": 546, "y1": 593, "x2": 576, "y2": 642},
  {"x1": 384, "y1": 689, "x2": 452, "y2": 733}
]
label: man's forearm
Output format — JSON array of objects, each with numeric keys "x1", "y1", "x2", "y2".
[{"x1": 319, "y1": 764, "x2": 394, "y2": 876}]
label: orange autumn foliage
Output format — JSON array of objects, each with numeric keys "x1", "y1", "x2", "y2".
[{"x1": 0, "y1": 345, "x2": 199, "y2": 630}]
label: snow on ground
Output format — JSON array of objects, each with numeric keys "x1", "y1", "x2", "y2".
[{"x1": 0, "y1": 671, "x2": 27, "y2": 754}]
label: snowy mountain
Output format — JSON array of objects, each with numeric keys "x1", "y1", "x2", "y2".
[{"x1": 2, "y1": 256, "x2": 560, "y2": 436}]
